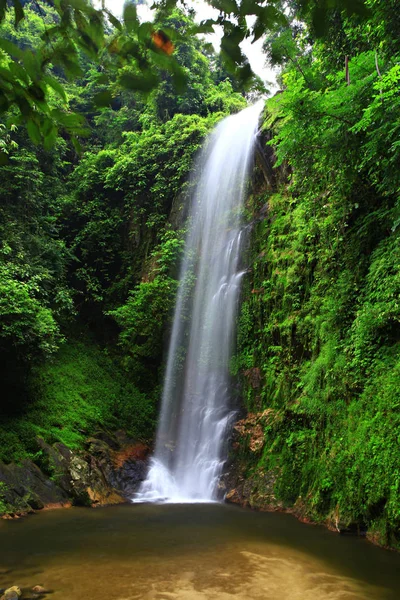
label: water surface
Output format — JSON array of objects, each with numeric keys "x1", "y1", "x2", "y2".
[{"x1": 1, "y1": 503, "x2": 400, "y2": 599}]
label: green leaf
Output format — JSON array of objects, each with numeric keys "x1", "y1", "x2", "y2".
[
  {"x1": 42, "y1": 116, "x2": 54, "y2": 137},
  {"x1": 149, "y1": 50, "x2": 172, "y2": 70},
  {"x1": 13, "y1": 0, "x2": 24, "y2": 26},
  {"x1": 0, "y1": 66, "x2": 14, "y2": 85},
  {"x1": 51, "y1": 109, "x2": 88, "y2": 135},
  {"x1": 119, "y1": 39, "x2": 141, "y2": 59},
  {"x1": 71, "y1": 136, "x2": 83, "y2": 155},
  {"x1": 43, "y1": 125, "x2": 58, "y2": 151},
  {"x1": 0, "y1": 38, "x2": 24, "y2": 60},
  {"x1": 237, "y1": 62, "x2": 254, "y2": 89},
  {"x1": 8, "y1": 61, "x2": 29, "y2": 85},
  {"x1": 41, "y1": 25, "x2": 62, "y2": 42},
  {"x1": 60, "y1": 56, "x2": 84, "y2": 79},
  {"x1": 93, "y1": 90, "x2": 114, "y2": 107},
  {"x1": 27, "y1": 119, "x2": 41, "y2": 145},
  {"x1": 203, "y1": 42, "x2": 215, "y2": 54},
  {"x1": 41, "y1": 116, "x2": 58, "y2": 149},
  {"x1": 190, "y1": 20, "x2": 215, "y2": 35},
  {"x1": 252, "y1": 19, "x2": 265, "y2": 43},
  {"x1": 212, "y1": 0, "x2": 238, "y2": 15},
  {"x1": 119, "y1": 71, "x2": 159, "y2": 93},
  {"x1": 137, "y1": 22, "x2": 153, "y2": 43},
  {"x1": 0, "y1": 90, "x2": 9, "y2": 112},
  {"x1": 15, "y1": 95, "x2": 32, "y2": 117},
  {"x1": 170, "y1": 61, "x2": 189, "y2": 94},
  {"x1": 123, "y1": 1, "x2": 139, "y2": 33},
  {"x1": 105, "y1": 10, "x2": 122, "y2": 31},
  {"x1": 27, "y1": 84, "x2": 46, "y2": 103},
  {"x1": 256, "y1": 5, "x2": 287, "y2": 29},
  {"x1": 221, "y1": 26, "x2": 246, "y2": 65},
  {"x1": 21, "y1": 50, "x2": 41, "y2": 81},
  {"x1": 239, "y1": 0, "x2": 255, "y2": 17},
  {"x1": 44, "y1": 75, "x2": 68, "y2": 102}
]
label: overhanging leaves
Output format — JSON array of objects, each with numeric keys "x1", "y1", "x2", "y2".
[
  {"x1": 123, "y1": 1, "x2": 139, "y2": 33},
  {"x1": 119, "y1": 71, "x2": 159, "y2": 93}
]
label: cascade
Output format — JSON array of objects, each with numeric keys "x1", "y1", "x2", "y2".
[{"x1": 135, "y1": 102, "x2": 263, "y2": 502}]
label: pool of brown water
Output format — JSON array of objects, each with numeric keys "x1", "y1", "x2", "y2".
[{"x1": 1, "y1": 503, "x2": 400, "y2": 599}]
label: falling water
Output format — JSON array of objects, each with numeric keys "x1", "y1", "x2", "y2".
[{"x1": 136, "y1": 102, "x2": 263, "y2": 503}]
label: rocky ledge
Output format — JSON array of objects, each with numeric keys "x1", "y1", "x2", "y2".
[{"x1": 0, "y1": 431, "x2": 150, "y2": 518}]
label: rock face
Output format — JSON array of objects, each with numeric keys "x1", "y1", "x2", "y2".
[
  {"x1": 220, "y1": 411, "x2": 281, "y2": 510},
  {"x1": 0, "y1": 431, "x2": 150, "y2": 517}
]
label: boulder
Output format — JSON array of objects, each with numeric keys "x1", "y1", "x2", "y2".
[
  {"x1": 31, "y1": 585, "x2": 48, "y2": 594},
  {"x1": 36, "y1": 439, "x2": 73, "y2": 493},
  {"x1": 0, "y1": 459, "x2": 69, "y2": 516},
  {"x1": 1, "y1": 586, "x2": 21, "y2": 600}
]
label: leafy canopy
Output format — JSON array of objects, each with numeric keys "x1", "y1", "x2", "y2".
[{"x1": 0, "y1": 0, "x2": 370, "y2": 145}]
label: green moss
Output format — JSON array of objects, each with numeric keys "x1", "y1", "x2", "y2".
[
  {"x1": 0, "y1": 482, "x2": 10, "y2": 515},
  {"x1": 0, "y1": 337, "x2": 156, "y2": 464}
]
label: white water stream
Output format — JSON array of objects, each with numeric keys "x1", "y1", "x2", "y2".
[{"x1": 136, "y1": 102, "x2": 263, "y2": 503}]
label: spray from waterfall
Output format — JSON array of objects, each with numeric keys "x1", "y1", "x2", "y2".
[{"x1": 135, "y1": 101, "x2": 263, "y2": 503}]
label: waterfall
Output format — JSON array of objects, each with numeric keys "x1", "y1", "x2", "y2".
[{"x1": 135, "y1": 101, "x2": 263, "y2": 503}]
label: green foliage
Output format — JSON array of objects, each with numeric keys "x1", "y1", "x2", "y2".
[
  {"x1": 0, "y1": 0, "x2": 258, "y2": 145},
  {"x1": 0, "y1": 137, "x2": 73, "y2": 364},
  {"x1": 109, "y1": 228, "x2": 184, "y2": 390},
  {"x1": 0, "y1": 2, "x2": 188, "y2": 144},
  {"x1": 204, "y1": 80, "x2": 246, "y2": 114},
  {"x1": 62, "y1": 110, "x2": 224, "y2": 314},
  {"x1": 0, "y1": 0, "x2": 374, "y2": 141},
  {"x1": 0, "y1": 261, "x2": 61, "y2": 356},
  {"x1": 238, "y1": 181, "x2": 400, "y2": 540},
  {"x1": 0, "y1": 337, "x2": 155, "y2": 464}
]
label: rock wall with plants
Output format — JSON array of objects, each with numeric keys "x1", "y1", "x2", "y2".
[{"x1": 228, "y1": 0, "x2": 400, "y2": 550}]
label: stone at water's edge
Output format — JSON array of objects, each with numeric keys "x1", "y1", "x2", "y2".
[
  {"x1": 0, "y1": 460, "x2": 69, "y2": 515},
  {"x1": 31, "y1": 586, "x2": 48, "y2": 594},
  {"x1": 84, "y1": 433, "x2": 150, "y2": 502},
  {"x1": 0, "y1": 432, "x2": 150, "y2": 518},
  {"x1": 0, "y1": 587, "x2": 21, "y2": 600}
]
